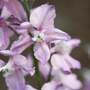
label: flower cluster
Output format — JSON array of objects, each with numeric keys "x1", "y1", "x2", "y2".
[{"x1": 0, "y1": 0, "x2": 82, "y2": 90}]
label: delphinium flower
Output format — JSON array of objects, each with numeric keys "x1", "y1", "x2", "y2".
[{"x1": 0, "y1": 0, "x2": 82, "y2": 90}]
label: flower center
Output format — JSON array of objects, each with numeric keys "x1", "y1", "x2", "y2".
[{"x1": 32, "y1": 31, "x2": 45, "y2": 42}]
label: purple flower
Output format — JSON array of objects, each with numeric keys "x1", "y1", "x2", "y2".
[
  {"x1": 41, "y1": 70, "x2": 82, "y2": 90},
  {"x1": 0, "y1": 4, "x2": 70, "y2": 65},
  {"x1": 0, "y1": 0, "x2": 28, "y2": 50},
  {"x1": 2, "y1": 0, "x2": 27, "y2": 21},
  {"x1": 0, "y1": 55, "x2": 36, "y2": 90},
  {"x1": 30, "y1": 4, "x2": 70, "y2": 64},
  {"x1": 0, "y1": 2, "x2": 82, "y2": 90},
  {"x1": 50, "y1": 39, "x2": 81, "y2": 72},
  {"x1": 82, "y1": 69, "x2": 90, "y2": 90},
  {"x1": 39, "y1": 62, "x2": 51, "y2": 80},
  {"x1": 0, "y1": 6, "x2": 12, "y2": 50}
]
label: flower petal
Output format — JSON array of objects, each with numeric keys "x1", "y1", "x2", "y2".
[
  {"x1": 59, "y1": 72, "x2": 82, "y2": 89},
  {"x1": 66, "y1": 39, "x2": 81, "y2": 50},
  {"x1": 51, "y1": 54, "x2": 71, "y2": 72},
  {"x1": 44, "y1": 28, "x2": 71, "y2": 42},
  {"x1": 12, "y1": 55, "x2": 35, "y2": 76},
  {"x1": 41, "y1": 81, "x2": 57, "y2": 90},
  {"x1": 34, "y1": 42, "x2": 50, "y2": 64},
  {"x1": 26, "y1": 85, "x2": 37, "y2": 90},
  {"x1": 66, "y1": 55, "x2": 81, "y2": 69},
  {"x1": 39, "y1": 62, "x2": 51, "y2": 80},
  {"x1": 5, "y1": 70, "x2": 26, "y2": 90},
  {"x1": 30, "y1": 4, "x2": 56, "y2": 29},
  {"x1": 1, "y1": 6, "x2": 11, "y2": 19},
  {"x1": 0, "y1": 27, "x2": 10, "y2": 50},
  {"x1": 4, "y1": 0, "x2": 27, "y2": 21},
  {"x1": 10, "y1": 34, "x2": 33, "y2": 55},
  {"x1": 0, "y1": 34, "x2": 32, "y2": 56}
]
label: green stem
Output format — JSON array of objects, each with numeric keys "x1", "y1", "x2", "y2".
[
  {"x1": 21, "y1": 0, "x2": 35, "y2": 20},
  {"x1": 34, "y1": 59, "x2": 43, "y2": 89},
  {"x1": 21, "y1": 0, "x2": 30, "y2": 20}
]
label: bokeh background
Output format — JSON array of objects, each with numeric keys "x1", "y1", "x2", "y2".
[{"x1": 0, "y1": 0, "x2": 89, "y2": 90}]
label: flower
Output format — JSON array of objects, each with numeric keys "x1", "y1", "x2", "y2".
[
  {"x1": 41, "y1": 70, "x2": 82, "y2": 90},
  {"x1": 0, "y1": 0, "x2": 28, "y2": 50},
  {"x1": 0, "y1": 4, "x2": 71, "y2": 65},
  {"x1": 0, "y1": 2, "x2": 82, "y2": 90},
  {"x1": 50, "y1": 39, "x2": 81, "y2": 72},
  {"x1": 0, "y1": 8, "x2": 12, "y2": 50},
  {"x1": 29, "y1": 4, "x2": 70, "y2": 64},
  {"x1": 2, "y1": 0, "x2": 27, "y2": 21},
  {"x1": 0, "y1": 55, "x2": 36, "y2": 90}
]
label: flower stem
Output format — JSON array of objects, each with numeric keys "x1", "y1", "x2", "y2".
[{"x1": 34, "y1": 59, "x2": 43, "y2": 89}]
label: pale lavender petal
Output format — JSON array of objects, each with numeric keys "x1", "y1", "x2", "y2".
[
  {"x1": 10, "y1": 34, "x2": 33, "y2": 54},
  {"x1": 26, "y1": 85, "x2": 37, "y2": 90},
  {"x1": 26, "y1": 54, "x2": 35, "y2": 76},
  {"x1": 1, "y1": 6, "x2": 11, "y2": 19},
  {"x1": 4, "y1": 0, "x2": 27, "y2": 21},
  {"x1": 51, "y1": 54, "x2": 71, "y2": 72},
  {"x1": 5, "y1": 70, "x2": 26, "y2": 90},
  {"x1": 66, "y1": 55, "x2": 81, "y2": 69},
  {"x1": 44, "y1": 28, "x2": 71, "y2": 42},
  {"x1": 41, "y1": 81, "x2": 57, "y2": 90},
  {"x1": 13, "y1": 55, "x2": 35, "y2": 76},
  {"x1": 39, "y1": 62, "x2": 51, "y2": 80},
  {"x1": 0, "y1": 28, "x2": 10, "y2": 50},
  {"x1": 0, "y1": 50, "x2": 15, "y2": 56},
  {"x1": 30, "y1": 4, "x2": 55, "y2": 29},
  {"x1": 59, "y1": 72, "x2": 82, "y2": 89},
  {"x1": 12, "y1": 55, "x2": 27, "y2": 66},
  {"x1": 20, "y1": 22, "x2": 31, "y2": 29},
  {"x1": 0, "y1": 34, "x2": 32, "y2": 56},
  {"x1": 67, "y1": 39, "x2": 81, "y2": 50},
  {"x1": 16, "y1": 22, "x2": 32, "y2": 34},
  {"x1": 34, "y1": 42, "x2": 50, "y2": 64},
  {"x1": 50, "y1": 39, "x2": 79, "y2": 54}
]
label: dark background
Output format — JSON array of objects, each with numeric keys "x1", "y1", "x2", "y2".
[{"x1": 0, "y1": 0, "x2": 89, "y2": 90}]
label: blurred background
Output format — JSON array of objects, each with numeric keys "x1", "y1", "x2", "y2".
[{"x1": 0, "y1": 0, "x2": 89, "y2": 90}]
